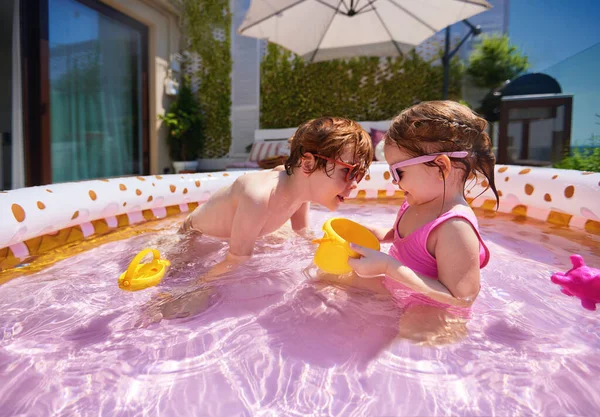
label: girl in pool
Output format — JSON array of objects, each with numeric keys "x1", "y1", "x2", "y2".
[{"x1": 348, "y1": 100, "x2": 498, "y2": 308}]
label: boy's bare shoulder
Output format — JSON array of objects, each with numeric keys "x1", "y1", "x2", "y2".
[{"x1": 231, "y1": 170, "x2": 277, "y2": 205}]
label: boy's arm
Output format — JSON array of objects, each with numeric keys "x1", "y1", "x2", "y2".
[
  {"x1": 202, "y1": 193, "x2": 269, "y2": 281},
  {"x1": 290, "y1": 202, "x2": 310, "y2": 231},
  {"x1": 228, "y1": 193, "x2": 269, "y2": 257}
]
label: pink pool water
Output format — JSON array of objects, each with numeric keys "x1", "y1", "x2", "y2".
[{"x1": 1, "y1": 202, "x2": 599, "y2": 416}]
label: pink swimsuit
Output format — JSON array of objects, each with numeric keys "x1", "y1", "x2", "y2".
[{"x1": 383, "y1": 200, "x2": 490, "y2": 314}]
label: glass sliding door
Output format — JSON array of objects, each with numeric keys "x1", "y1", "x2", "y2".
[{"x1": 48, "y1": 0, "x2": 147, "y2": 182}]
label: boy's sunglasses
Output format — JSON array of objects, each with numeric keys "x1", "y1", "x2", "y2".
[
  {"x1": 388, "y1": 151, "x2": 469, "y2": 183},
  {"x1": 313, "y1": 154, "x2": 366, "y2": 183}
]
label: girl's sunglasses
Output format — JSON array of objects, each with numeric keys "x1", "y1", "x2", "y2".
[
  {"x1": 313, "y1": 154, "x2": 366, "y2": 183},
  {"x1": 388, "y1": 151, "x2": 469, "y2": 183}
]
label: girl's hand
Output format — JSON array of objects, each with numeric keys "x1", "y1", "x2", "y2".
[{"x1": 347, "y1": 243, "x2": 393, "y2": 278}]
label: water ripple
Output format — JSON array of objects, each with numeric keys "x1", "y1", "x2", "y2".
[{"x1": 0, "y1": 205, "x2": 598, "y2": 416}]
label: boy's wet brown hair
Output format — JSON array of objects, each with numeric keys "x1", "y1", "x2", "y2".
[
  {"x1": 386, "y1": 100, "x2": 499, "y2": 206},
  {"x1": 284, "y1": 117, "x2": 373, "y2": 178}
]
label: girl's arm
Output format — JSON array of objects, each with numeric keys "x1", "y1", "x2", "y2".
[
  {"x1": 431, "y1": 217, "x2": 482, "y2": 303},
  {"x1": 384, "y1": 259, "x2": 475, "y2": 308},
  {"x1": 348, "y1": 218, "x2": 481, "y2": 307},
  {"x1": 365, "y1": 225, "x2": 395, "y2": 243}
]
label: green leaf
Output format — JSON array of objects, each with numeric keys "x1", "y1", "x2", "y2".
[
  {"x1": 466, "y1": 34, "x2": 529, "y2": 89},
  {"x1": 260, "y1": 44, "x2": 464, "y2": 128}
]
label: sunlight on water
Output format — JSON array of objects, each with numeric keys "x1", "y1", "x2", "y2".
[{"x1": 0, "y1": 203, "x2": 599, "y2": 416}]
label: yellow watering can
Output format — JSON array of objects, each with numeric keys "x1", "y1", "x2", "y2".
[
  {"x1": 312, "y1": 218, "x2": 380, "y2": 275},
  {"x1": 118, "y1": 248, "x2": 170, "y2": 291}
]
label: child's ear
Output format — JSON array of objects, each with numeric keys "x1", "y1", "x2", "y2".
[
  {"x1": 434, "y1": 155, "x2": 452, "y2": 179},
  {"x1": 301, "y1": 153, "x2": 315, "y2": 174}
]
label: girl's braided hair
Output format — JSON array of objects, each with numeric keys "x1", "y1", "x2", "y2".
[{"x1": 386, "y1": 100, "x2": 499, "y2": 207}]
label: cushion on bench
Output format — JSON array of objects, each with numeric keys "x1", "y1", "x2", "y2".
[{"x1": 248, "y1": 141, "x2": 290, "y2": 162}]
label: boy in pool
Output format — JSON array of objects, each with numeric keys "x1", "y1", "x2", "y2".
[{"x1": 180, "y1": 116, "x2": 374, "y2": 280}]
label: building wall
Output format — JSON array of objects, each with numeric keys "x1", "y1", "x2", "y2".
[
  {"x1": 101, "y1": 0, "x2": 181, "y2": 174},
  {"x1": 0, "y1": 0, "x2": 13, "y2": 136},
  {"x1": 508, "y1": 0, "x2": 600, "y2": 147},
  {"x1": 460, "y1": 0, "x2": 510, "y2": 107},
  {"x1": 411, "y1": 0, "x2": 509, "y2": 107},
  {"x1": 229, "y1": 0, "x2": 260, "y2": 160},
  {"x1": 415, "y1": 0, "x2": 509, "y2": 63},
  {"x1": 542, "y1": 43, "x2": 600, "y2": 147},
  {"x1": 508, "y1": 0, "x2": 600, "y2": 73},
  {"x1": 459, "y1": 0, "x2": 510, "y2": 60},
  {"x1": 0, "y1": 0, "x2": 15, "y2": 189}
]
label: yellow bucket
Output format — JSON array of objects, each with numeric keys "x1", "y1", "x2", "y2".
[{"x1": 312, "y1": 218, "x2": 380, "y2": 275}]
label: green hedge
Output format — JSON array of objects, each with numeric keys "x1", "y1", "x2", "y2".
[
  {"x1": 553, "y1": 136, "x2": 600, "y2": 172},
  {"x1": 260, "y1": 44, "x2": 463, "y2": 129},
  {"x1": 182, "y1": 0, "x2": 232, "y2": 159}
]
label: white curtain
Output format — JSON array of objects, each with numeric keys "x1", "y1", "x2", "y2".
[
  {"x1": 11, "y1": 0, "x2": 25, "y2": 189},
  {"x1": 49, "y1": 0, "x2": 138, "y2": 182}
]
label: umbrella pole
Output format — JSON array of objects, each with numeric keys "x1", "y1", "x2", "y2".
[{"x1": 442, "y1": 20, "x2": 482, "y2": 100}]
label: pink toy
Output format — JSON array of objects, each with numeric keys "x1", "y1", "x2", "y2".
[{"x1": 551, "y1": 255, "x2": 600, "y2": 311}]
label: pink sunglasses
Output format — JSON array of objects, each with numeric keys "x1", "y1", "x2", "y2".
[{"x1": 388, "y1": 151, "x2": 469, "y2": 183}]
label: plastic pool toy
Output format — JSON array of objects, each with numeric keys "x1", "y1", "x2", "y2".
[
  {"x1": 551, "y1": 254, "x2": 600, "y2": 311},
  {"x1": 312, "y1": 218, "x2": 380, "y2": 274},
  {"x1": 118, "y1": 248, "x2": 170, "y2": 291}
]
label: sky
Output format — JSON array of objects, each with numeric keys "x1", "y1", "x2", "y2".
[
  {"x1": 507, "y1": 0, "x2": 600, "y2": 144},
  {"x1": 507, "y1": 0, "x2": 600, "y2": 72}
]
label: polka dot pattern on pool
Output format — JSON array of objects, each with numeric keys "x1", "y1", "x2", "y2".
[{"x1": 0, "y1": 164, "x2": 598, "y2": 270}]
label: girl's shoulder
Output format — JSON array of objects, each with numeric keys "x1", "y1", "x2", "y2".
[
  {"x1": 446, "y1": 202, "x2": 477, "y2": 217},
  {"x1": 432, "y1": 203, "x2": 483, "y2": 240}
]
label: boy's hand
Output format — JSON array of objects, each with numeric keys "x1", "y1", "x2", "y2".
[
  {"x1": 347, "y1": 243, "x2": 392, "y2": 278},
  {"x1": 201, "y1": 261, "x2": 234, "y2": 282},
  {"x1": 295, "y1": 226, "x2": 319, "y2": 241},
  {"x1": 135, "y1": 286, "x2": 216, "y2": 327},
  {"x1": 198, "y1": 251, "x2": 251, "y2": 283}
]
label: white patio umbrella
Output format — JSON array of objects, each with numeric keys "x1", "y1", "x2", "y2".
[{"x1": 238, "y1": 0, "x2": 491, "y2": 63}]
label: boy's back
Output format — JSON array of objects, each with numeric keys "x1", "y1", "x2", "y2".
[{"x1": 183, "y1": 166, "x2": 305, "y2": 239}]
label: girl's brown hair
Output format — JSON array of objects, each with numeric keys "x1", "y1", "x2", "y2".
[
  {"x1": 284, "y1": 117, "x2": 373, "y2": 177},
  {"x1": 386, "y1": 100, "x2": 499, "y2": 207}
]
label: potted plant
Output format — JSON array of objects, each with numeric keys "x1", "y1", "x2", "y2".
[{"x1": 159, "y1": 77, "x2": 205, "y2": 173}]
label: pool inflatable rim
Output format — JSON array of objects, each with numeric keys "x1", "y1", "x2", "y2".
[{"x1": 1, "y1": 164, "x2": 598, "y2": 271}]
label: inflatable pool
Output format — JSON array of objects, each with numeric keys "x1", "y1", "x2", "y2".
[{"x1": 1, "y1": 164, "x2": 599, "y2": 416}]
